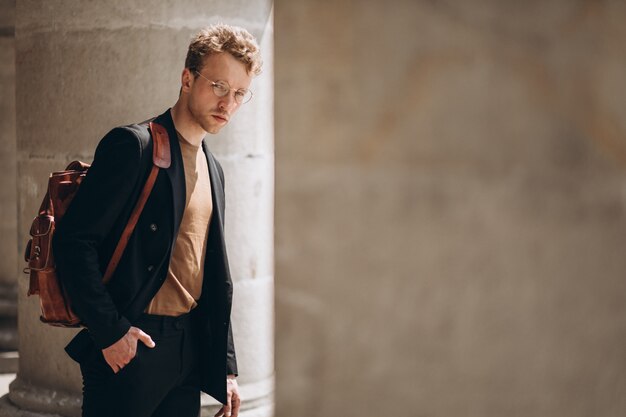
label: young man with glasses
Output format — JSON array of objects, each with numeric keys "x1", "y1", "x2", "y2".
[{"x1": 53, "y1": 24, "x2": 262, "y2": 417}]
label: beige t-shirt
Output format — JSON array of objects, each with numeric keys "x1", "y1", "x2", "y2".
[{"x1": 145, "y1": 130, "x2": 212, "y2": 316}]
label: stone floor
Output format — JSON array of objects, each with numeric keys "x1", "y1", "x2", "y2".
[
  {"x1": 0, "y1": 374, "x2": 13, "y2": 396},
  {"x1": 0, "y1": 351, "x2": 18, "y2": 397}
]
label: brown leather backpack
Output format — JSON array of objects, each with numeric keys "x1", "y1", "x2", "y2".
[{"x1": 23, "y1": 122, "x2": 171, "y2": 327}]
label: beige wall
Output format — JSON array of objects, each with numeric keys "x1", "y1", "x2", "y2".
[
  {"x1": 275, "y1": 1, "x2": 626, "y2": 416},
  {"x1": 0, "y1": 0, "x2": 18, "y2": 351},
  {"x1": 0, "y1": 5, "x2": 16, "y2": 285}
]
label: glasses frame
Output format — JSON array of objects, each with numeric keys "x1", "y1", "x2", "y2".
[{"x1": 193, "y1": 71, "x2": 253, "y2": 105}]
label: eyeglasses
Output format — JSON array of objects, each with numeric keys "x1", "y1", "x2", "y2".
[{"x1": 194, "y1": 71, "x2": 253, "y2": 104}]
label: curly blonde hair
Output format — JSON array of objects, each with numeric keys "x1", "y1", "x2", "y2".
[{"x1": 185, "y1": 23, "x2": 263, "y2": 76}]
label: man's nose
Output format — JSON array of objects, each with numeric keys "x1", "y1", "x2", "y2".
[{"x1": 219, "y1": 92, "x2": 238, "y2": 112}]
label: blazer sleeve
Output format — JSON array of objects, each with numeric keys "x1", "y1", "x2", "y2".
[
  {"x1": 227, "y1": 323, "x2": 238, "y2": 376},
  {"x1": 216, "y1": 159, "x2": 238, "y2": 377},
  {"x1": 52, "y1": 127, "x2": 143, "y2": 349}
]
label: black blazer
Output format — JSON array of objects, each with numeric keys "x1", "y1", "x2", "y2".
[{"x1": 53, "y1": 108, "x2": 237, "y2": 404}]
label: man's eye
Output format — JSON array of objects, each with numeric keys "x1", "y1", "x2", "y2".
[
  {"x1": 235, "y1": 91, "x2": 246, "y2": 99},
  {"x1": 215, "y1": 84, "x2": 229, "y2": 93}
]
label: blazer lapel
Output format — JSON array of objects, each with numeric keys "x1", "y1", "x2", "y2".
[
  {"x1": 200, "y1": 139, "x2": 230, "y2": 304},
  {"x1": 201, "y1": 140, "x2": 225, "y2": 226}
]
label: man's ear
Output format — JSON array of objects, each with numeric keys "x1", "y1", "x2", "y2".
[{"x1": 181, "y1": 68, "x2": 194, "y2": 94}]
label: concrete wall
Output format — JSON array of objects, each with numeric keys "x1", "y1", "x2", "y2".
[
  {"x1": 0, "y1": 1, "x2": 17, "y2": 288},
  {"x1": 275, "y1": 1, "x2": 626, "y2": 417},
  {"x1": 0, "y1": 0, "x2": 18, "y2": 352}
]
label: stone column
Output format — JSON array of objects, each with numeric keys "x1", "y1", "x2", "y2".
[
  {"x1": 275, "y1": 1, "x2": 626, "y2": 417},
  {"x1": 0, "y1": 1, "x2": 274, "y2": 416},
  {"x1": 0, "y1": 0, "x2": 19, "y2": 363}
]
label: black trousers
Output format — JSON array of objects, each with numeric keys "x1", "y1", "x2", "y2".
[{"x1": 80, "y1": 311, "x2": 202, "y2": 417}]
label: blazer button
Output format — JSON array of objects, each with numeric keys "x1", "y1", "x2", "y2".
[
  {"x1": 147, "y1": 265, "x2": 154, "y2": 272},
  {"x1": 149, "y1": 223, "x2": 158, "y2": 232}
]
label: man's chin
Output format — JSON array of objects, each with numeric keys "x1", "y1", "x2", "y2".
[
  {"x1": 198, "y1": 122, "x2": 220, "y2": 135},
  {"x1": 205, "y1": 126, "x2": 223, "y2": 135}
]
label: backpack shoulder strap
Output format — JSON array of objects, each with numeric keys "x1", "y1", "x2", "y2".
[
  {"x1": 102, "y1": 121, "x2": 170, "y2": 284},
  {"x1": 149, "y1": 121, "x2": 171, "y2": 169}
]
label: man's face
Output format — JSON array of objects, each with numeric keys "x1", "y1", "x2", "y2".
[{"x1": 183, "y1": 52, "x2": 253, "y2": 134}]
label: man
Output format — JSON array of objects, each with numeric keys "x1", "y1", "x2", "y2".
[{"x1": 52, "y1": 23, "x2": 262, "y2": 417}]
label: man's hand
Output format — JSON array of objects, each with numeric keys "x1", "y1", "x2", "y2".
[
  {"x1": 102, "y1": 326, "x2": 155, "y2": 373},
  {"x1": 214, "y1": 375, "x2": 241, "y2": 417}
]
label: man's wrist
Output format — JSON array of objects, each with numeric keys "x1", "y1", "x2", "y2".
[{"x1": 227, "y1": 374, "x2": 237, "y2": 380}]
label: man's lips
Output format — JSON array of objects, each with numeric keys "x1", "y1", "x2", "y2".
[{"x1": 212, "y1": 114, "x2": 228, "y2": 123}]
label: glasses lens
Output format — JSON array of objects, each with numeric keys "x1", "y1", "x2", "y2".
[
  {"x1": 235, "y1": 89, "x2": 253, "y2": 104},
  {"x1": 212, "y1": 81, "x2": 230, "y2": 97}
]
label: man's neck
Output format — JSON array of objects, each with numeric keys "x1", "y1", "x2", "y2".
[{"x1": 171, "y1": 100, "x2": 206, "y2": 147}]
